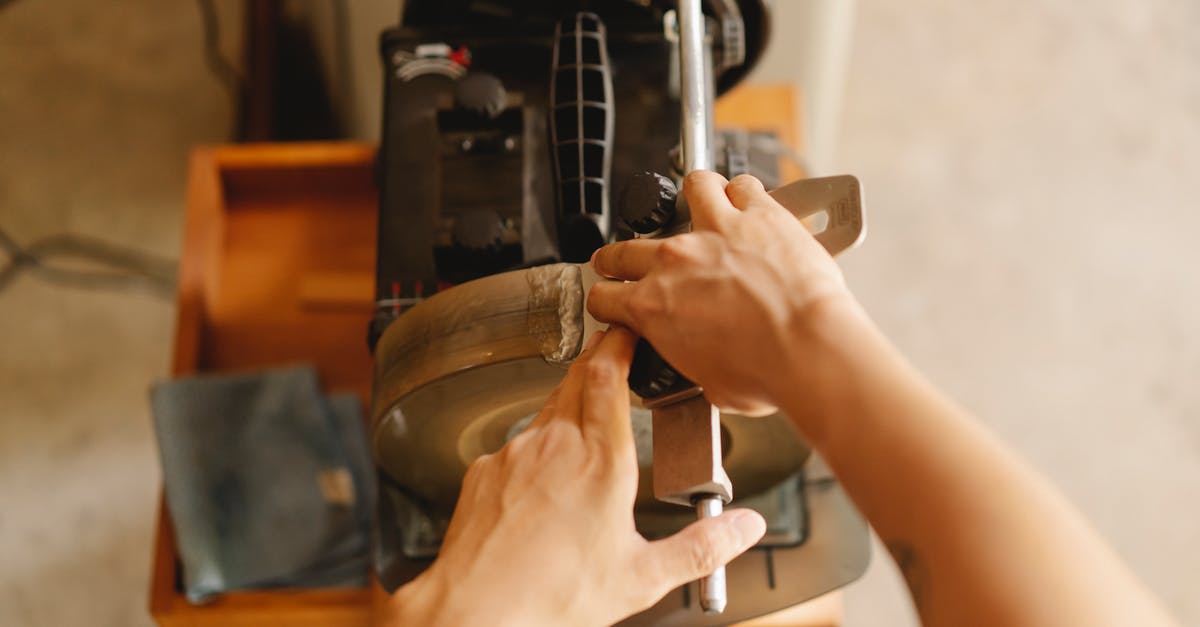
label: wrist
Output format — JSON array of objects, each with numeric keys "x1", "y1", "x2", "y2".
[
  {"x1": 388, "y1": 568, "x2": 502, "y2": 627},
  {"x1": 387, "y1": 565, "x2": 553, "y2": 627},
  {"x1": 774, "y1": 290, "x2": 882, "y2": 446},
  {"x1": 386, "y1": 572, "x2": 449, "y2": 627}
]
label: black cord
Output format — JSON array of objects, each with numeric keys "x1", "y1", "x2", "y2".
[
  {"x1": 332, "y1": 0, "x2": 355, "y2": 110},
  {"x1": 197, "y1": 0, "x2": 244, "y2": 100},
  {"x1": 0, "y1": 227, "x2": 178, "y2": 299}
]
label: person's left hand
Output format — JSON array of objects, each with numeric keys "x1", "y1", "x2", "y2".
[{"x1": 384, "y1": 327, "x2": 767, "y2": 627}]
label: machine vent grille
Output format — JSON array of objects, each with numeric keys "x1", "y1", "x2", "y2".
[{"x1": 550, "y1": 12, "x2": 614, "y2": 262}]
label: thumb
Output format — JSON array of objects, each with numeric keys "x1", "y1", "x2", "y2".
[{"x1": 644, "y1": 508, "x2": 766, "y2": 592}]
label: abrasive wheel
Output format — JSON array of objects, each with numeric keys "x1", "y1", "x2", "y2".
[{"x1": 370, "y1": 263, "x2": 811, "y2": 538}]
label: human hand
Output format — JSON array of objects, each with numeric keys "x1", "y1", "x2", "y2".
[
  {"x1": 387, "y1": 328, "x2": 766, "y2": 627},
  {"x1": 587, "y1": 172, "x2": 860, "y2": 416}
]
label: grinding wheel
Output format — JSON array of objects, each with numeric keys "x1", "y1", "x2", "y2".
[{"x1": 371, "y1": 263, "x2": 810, "y2": 536}]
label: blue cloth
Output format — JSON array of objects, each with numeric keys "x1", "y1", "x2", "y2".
[{"x1": 150, "y1": 365, "x2": 373, "y2": 603}]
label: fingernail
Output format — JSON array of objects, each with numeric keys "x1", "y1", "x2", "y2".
[
  {"x1": 728, "y1": 509, "x2": 767, "y2": 545},
  {"x1": 583, "y1": 330, "x2": 606, "y2": 351}
]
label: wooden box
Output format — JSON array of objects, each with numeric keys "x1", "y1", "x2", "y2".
[{"x1": 149, "y1": 142, "x2": 380, "y2": 627}]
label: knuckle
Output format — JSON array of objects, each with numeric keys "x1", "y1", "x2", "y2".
[
  {"x1": 727, "y1": 173, "x2": 761, "y2": 192},
  {"x1": 542, "y1": 420, "x2": 572, "y2": 443},
  {"x1": 682, "y1": 170, "x2": 711, "y2": 190},
  {"x1": 540, "y1": 418, "x2": 585, "y2": 456},
  {"x1": 508, "y1": 429, "x2": 535, "y2": 451},
  {"x1": 687, "y1": 534, "x2": 722, "y2": 575},
  {"x1": 466, "y1": 453, "x2": 492, "y2": 478},
  {"x1": 584, "y1": 358, "x2": 619, "y2": 388},
  {"x1": 515, "y1": 427, "x2": 535, "y2": 445},
  {"x1": 656, "y1": 237, "x2": 696, "y2": 264},
  {"x1": 501, "y1": 433, "x2": 533, "y2": 462},
  {"x1": 535, "y1": 422, "x2": 571, "y2": 456}
]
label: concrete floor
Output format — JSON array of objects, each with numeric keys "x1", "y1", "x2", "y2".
[
  {"x1": 0, "y1": 1, "x2": 1196, "y2": 626},
  {"x1": 0, "y1": 2, "x2": 224, "y2": 625}
]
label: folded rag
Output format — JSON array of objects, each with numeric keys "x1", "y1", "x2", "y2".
[{"x1": 151, "y1": 365, "x2": 373, "y2": 603}]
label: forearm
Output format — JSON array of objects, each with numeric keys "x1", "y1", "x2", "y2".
[{"x1": 778, "y1": 296, "x2": 1175, "y2": 626}]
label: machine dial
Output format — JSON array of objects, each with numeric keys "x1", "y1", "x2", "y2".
[
  {"x1": 454, "y1": 72, "x2": 507, "y2": 118},
  {"x1": 618, "y1": 170, "x2": 677, "y2": 235}
]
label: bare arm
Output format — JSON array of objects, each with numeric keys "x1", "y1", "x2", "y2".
[
  {"x1": 777, "y1": 295, "x2": 1176, "y2": 626},
  {"x1": 588, "y1": 171, "x2": 1177, "y2": 627}
]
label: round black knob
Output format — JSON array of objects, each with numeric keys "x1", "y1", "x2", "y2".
[
  {"x1": 619, "y1": 171, "x2": 678, "y2": 234},
  {"x1": 628, "y1": 338, "x2": 694, "y2": 399},
  {"x1": 453, "y1": 209, "x2": 505, "y2": 251},
  {"x1": 455, "y1": 72, "x2": 507, "y2": 119}
]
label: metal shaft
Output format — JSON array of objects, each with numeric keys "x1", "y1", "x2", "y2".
[
  {"x1": 676, "y1": 0, "x2": 727, "y2": 614},
  {"x1": 678, "y1": 0, "x2": 713, "y2": 173},
  {"x1": 695, "y1": 495, "x2": 728, "y2": 615}
]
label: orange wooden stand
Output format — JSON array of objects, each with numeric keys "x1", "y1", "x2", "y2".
[
  {"x1": 149, "y1": 85, "x2": 840, "y2": 626},
  {"x1": 149, "y1": 142, "x2": 379, "y2": 627}
]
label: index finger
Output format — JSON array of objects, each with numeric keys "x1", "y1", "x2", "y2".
[
  {"x1": 580, "y1": 327, "x2": 637, "y2": 446},
  {"x1": 682, "y1": 170, "x2": 737, "y2": 232},
  {"x1": 527, "y1": 330, "x2": 607, "y2": 432},
  {"x1": 591, "y1": 238, "x2": 662, "y2": 281}
]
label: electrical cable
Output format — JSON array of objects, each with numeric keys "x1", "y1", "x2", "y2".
[
  {"x1": 332, "y1": 0, "x2": 355, "y2": 120},
  {"x1": 0, "y1": 227, "x2": 178, "y2": 299},
  {"x1": 197, "y1": 0, "x2": 245, "y2": 101}
]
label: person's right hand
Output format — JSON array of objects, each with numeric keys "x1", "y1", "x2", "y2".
[{"x1": 587, "y1": 171, "x2": 861, "y2": 417}]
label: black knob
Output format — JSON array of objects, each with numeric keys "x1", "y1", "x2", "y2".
[
  {"x1": 619, "y1": 171, "x2": 678, "y2": 234},
  {"x1": 455, "y1": 72, "x2": 507, "y2": 119},
  {"x1": 628, "y1": 338, "x2": 695, "y2": 399},
  {"x1": 453, "y1": 209, "x2": 505, "y2": 251}
]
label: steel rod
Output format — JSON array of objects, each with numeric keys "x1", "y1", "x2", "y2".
[
  {"x1": 678, "y1": 0, "x2": 713, "y2": 173},
  {"x1": 695, "y1": 495, "x2": 728, "y2": 614},
  {"x1": 676, "y1": 0, "x2": 725, "y2": 614}
]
